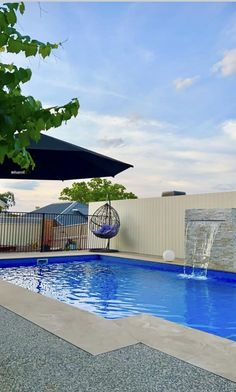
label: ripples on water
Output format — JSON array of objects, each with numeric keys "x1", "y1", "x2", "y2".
[
  {"x1": 178, "y1": 273, "x2": 208, "y2": 281},
  {"x1": 0, "y1": 259, "x2": 236, "y2": 341}
]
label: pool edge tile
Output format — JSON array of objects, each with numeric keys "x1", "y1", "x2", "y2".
[
  {"x1": 115, "y1": 314, "x2": 236, "y2": 383},
  {"x1": 0, "y1": 280, "x2": 138, "y2": 355}
]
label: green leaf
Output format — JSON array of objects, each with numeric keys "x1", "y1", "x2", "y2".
[
  {"x1": 22, "y1": 35, "x2": 30, "y2": 42},
  {"x1": 0, "y1": 32, "x2": 8, "y2": 46},
  {"x1": 5, "y1": 26, "x2": 16, "y2": 35},
  {"x1": 18, "y1": 131, "x2": 29, "y2": 147},
  {"x1": 7, "y1": 63, "x2": 14, "y2": 71},
  {"x1": 19, "y1": 2, "x2": 25, "y2": 15},
  {"x1": 62, "y1": 109, "x2": 72, "y2": 121},
  {"x1": 39, "y1": 44, "x2": 51, "y2": 58},
  {"x1": 30, "y1": 39, "x2": 41, "y2": 48},
  {"x1": 6, "y1": 10, "x2": 16, "y2": 26},
  {"x1": 11, "y1": 148, "x2": 35, "y2": 170},
  {"x1": 34, "y1": 100, "x2": 42, "y2": 110},
  {"x1": 25, "y1": 68, "x2": 32, "y2": 81},
  {"x1": 4, "y1": 3, "x2": 19, "y2": 11},
  {"x1": 52, "y1": 113, "x2": 62, "y2": 127},
  {"x1": 28, "y1": 127, "x2": 40, "y2": 142},
  {"x1": 17, "y1": 67, "x2": 32, "y2": 83},
  {"x1": 71, "y1": 101, "x2": 79, "y2": 117},
  {"x1": 0, "y1": 2, "x2": 80, "y2": 170},
  {"x1": 0, "y1": 12, "x2": 7, "y2": 31},
  {"x1": 33, "y1": 132, "x2": 41, "y2": 143},
  {"x1": 0, "y1": 144, "x2": 8, "y2": 163},
  {"x1": 36, "y1": 118, "x2": 45, "y2": 131},
  {"x1": 27, "y1": 96, "x2": 36, "y2": 107},
  {"x1": 7, "y1": 37, "x2": 19, "y2": 53},
  {"x1": 51, "y1": 43, "x2": 59, "y2": 49},
  {"x1": 45, "y1": 118, "x2": 52, "y2": 130},
  {"x1": 3, "y1": 115, "x2": 13, "y2": 127},
  {"x1": 24, "y1": 42, "x2": 37, "y2": 57},
  {"x1": 11, "y1": 38, "x2": 21, "y2": 53}
]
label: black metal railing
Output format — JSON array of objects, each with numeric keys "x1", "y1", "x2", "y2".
[{"x1": 0, "y1": 211, "x2": 107, "y2": 253}]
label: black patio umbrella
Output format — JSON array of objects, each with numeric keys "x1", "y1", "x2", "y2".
[{"x1": 0, "y1": 134, "x2": 133, "y2": 180}]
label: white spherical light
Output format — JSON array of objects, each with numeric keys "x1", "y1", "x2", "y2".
[{"x1": 163, "y1": 250, "x2": 175, "y2": 262}]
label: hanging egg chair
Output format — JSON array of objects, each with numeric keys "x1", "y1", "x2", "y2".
[{"x1": 89, "y1": 202, "x2": 120, "y2": 250}]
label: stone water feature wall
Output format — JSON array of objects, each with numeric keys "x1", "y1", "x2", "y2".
[{"x1": 185, "y1": 208, "x2": 236, "y2": 272}]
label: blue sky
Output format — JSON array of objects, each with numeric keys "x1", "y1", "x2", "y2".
[{"x1": 1, "y1": 2, "x2": 236, "y2": 211}]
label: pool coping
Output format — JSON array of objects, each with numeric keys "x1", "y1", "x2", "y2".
[
  {"x1": 0, "y1": 249, "x2": 235, "y2": 273},
  {"x1": 0, "y1": 251, "x2": 236, "y2": 383}
]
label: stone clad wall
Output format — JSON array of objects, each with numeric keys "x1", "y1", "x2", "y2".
[{"x1": 185, "y1": 209, "x2": 236, "y2": 271}]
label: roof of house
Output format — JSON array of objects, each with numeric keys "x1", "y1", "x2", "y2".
[{"x1": 31, "y1": 202, "x2": 88, "y2": 216}]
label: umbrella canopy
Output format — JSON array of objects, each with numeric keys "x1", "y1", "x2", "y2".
[{"x1": 0, "y1": 134, "x2": 133, "y2": 180}]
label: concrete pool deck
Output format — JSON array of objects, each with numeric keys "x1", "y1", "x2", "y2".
[
  {"x1": 1, "y1": 306, "x2": 236, "y2": 392},
  {"x1": 0, "y1": 251, "x2": 236, "y2": 390}
]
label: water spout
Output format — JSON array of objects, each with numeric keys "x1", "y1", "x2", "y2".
[{"x1": 183, "y1": 220, "x2": 220, "y2": 279}]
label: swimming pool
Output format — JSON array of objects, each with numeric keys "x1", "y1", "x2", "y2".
[{"x1": 0, "y1": 255, "x2": 236, "y2": 341}]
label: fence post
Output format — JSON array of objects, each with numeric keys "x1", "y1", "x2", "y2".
[{"x1": 40, "y1": 213, "x2": 45, "y2": 252}]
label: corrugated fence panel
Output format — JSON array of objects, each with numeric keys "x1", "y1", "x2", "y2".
[{"x1": 89, "y1": 191, "x2": 236, "y2": 258}]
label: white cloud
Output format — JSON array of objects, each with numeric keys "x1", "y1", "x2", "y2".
[
  {"x1": 212, "y1": 48, "x2": 236, "y2": 76},
  {"x1": 99, "y1": 137, "x2": 125, "y2": 148},
  {"x1": 0, "y1": 180, "x2": 71, "y2": 212},
  {"x1": 3, "y1": 111, "x2": 236, "y2": 212},
  {"x1": 174, "y1": 76, "x2": 199, "y2": 90},
  {"x1": 5, "y1": 181, "x2": 40, "y2": 191},
  {"x1": 222, "y1": 120, "x2": 236, "y2": 139}
]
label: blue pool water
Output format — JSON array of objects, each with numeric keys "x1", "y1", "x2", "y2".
[{"x1": 0, "y1": 255, "x2": 236, "y2": 341}]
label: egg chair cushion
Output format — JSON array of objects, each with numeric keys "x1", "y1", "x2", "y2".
[{"x1": 92, "y1": 223, "x2": 119, "y2": 238}]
